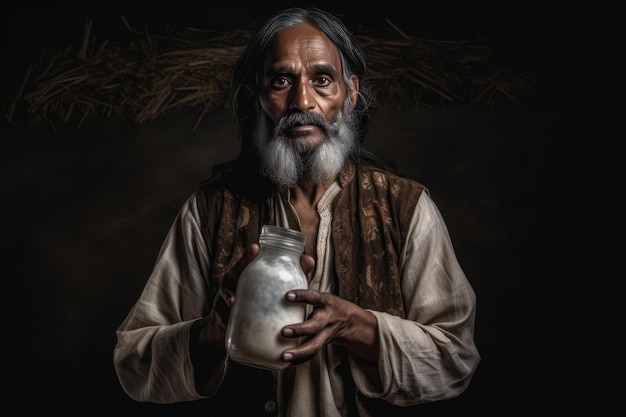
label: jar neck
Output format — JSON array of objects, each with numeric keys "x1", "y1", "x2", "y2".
[
  {"x1": 259, "y1": 225, "x2": 305, "y2": 255},
  {"x1": 259, "y1": 241, "x2": 304, "y2": 256}
]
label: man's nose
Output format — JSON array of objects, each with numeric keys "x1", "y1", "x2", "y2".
[{"x1": 289, "y1": 82, "x2": 315, "y2": 111}]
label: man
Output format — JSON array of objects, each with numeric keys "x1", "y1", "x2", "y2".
[{"x1": 114, "y1": 7, "x2": 480, "y2": 416}]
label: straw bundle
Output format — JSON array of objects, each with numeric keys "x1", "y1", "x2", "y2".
[{"x1": 2, "y1": 18, "x2": 540, "y2": 130}]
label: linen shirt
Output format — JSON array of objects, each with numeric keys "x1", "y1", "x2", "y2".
[{"x1": 114, "y1": 181, "x2": 480, "y2": 415}]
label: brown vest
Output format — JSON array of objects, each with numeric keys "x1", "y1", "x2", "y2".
[{"x1": 196, "y1": 162, "x2": 424, "y2": 417}]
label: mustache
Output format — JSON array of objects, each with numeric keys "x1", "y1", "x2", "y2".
[{"x1": 276, "y1": 112, "x2": 329, "y2": 135}]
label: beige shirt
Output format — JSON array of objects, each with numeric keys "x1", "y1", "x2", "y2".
[{"x1": 114, "y1": 182, "x2": 480, "y2": 416}]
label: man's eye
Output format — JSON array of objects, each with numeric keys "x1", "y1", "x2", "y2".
[
  {"x1": 272, "y1": 77, "x2": 290, "y2": 88},
  {"x1": 315, "y1": 76, "x2": 331, "y2": 86}
]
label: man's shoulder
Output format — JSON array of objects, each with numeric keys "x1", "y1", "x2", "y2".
[{"x1": 355, "y1": 165, "x2": 426, "y2": 192}]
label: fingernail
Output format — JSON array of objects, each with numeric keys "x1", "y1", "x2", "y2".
[
  {"x1": 286, "y1": 292, "x2": 296, "y2": 301},
  {"x1": 282, "y1": 328, "x2": 294, "y2": 337},
  {"x1": 282, "y1": 352, "x2": 293, "y2": 362}
]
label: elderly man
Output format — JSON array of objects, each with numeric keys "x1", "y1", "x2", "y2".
[{"x1": 114, "y1": 7, "x2": 480, "y2": 416}]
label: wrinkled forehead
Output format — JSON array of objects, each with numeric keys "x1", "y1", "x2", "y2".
[{"x1": 264, "y1": 23, "x2": 342, "y2": 72}]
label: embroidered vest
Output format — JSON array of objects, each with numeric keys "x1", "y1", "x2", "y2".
[{"x1": 196, "y1": 162, "x2": 424, "y2": 417}]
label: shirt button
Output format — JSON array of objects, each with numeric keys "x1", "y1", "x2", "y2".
[{"x1": 264, "y1": 400, "x2": 277, "y2": 413}]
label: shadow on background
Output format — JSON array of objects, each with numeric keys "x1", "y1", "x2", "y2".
[{"x1": 1, "y1": 1, "x2": 620, "y2": 415}]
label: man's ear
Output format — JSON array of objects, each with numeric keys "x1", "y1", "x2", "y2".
[{"x1": 348, "y1": 75, "x2": 359, "y2": 110}]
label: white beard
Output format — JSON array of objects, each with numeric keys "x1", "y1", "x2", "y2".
[{"x1": 252, "y1": 110, "x2": 357, "y2": 188}]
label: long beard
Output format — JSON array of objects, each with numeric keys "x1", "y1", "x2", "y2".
[{"x1": 253, "y1": 110, "x2": 357, "y2": 188}]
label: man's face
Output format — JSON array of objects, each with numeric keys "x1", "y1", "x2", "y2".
[{"x1": 258, "y1": 23, "x2": 358, "y2": 149}]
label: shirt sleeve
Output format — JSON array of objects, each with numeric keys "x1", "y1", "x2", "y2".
[
  {"x1": 113, "y1": 193, "x2": 213, "y2": 403},
  {"x1": 349, "y1": 191, "x2": 481, "y2": 405}
]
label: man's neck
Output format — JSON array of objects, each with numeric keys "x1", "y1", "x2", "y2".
[
  {"x1": 291, "y1": 178, "x2": 334, "y2": 208},
  {"x1": 289, "y1": 178, "x2": 334, "y2": 259}
]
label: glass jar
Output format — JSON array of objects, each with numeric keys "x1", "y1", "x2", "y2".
[{"x1": 225, "y1": 225, "x2": 308, "y2": 371}]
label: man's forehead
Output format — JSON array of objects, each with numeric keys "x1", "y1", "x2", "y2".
[{"x1": 265, "y1": 23, "x2": 341, "y2": 67}]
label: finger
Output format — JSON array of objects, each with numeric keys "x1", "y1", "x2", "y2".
[
  {"x1": 222, "y1": 243, "x2": 260, "y2": 292},
  {"x1": 281, "y1": 331, "x2": 331, "y2": 365},
  {"x1": 220, "y1": 288, "x2": 236, "y2": 307},
  {"x1": 281, "y1": 313, "x2": 327, "y2": 338},
  {"x1": 285, "y1": 289, "x2": 324, "y2": 305},
  {"x1": 300, "y1": 254, "x2": 315, "y2": 275},
  {"x1": 239, "y1": 243, "x2": 260, "y2": 268}
]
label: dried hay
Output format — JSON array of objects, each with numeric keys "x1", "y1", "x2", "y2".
[{"x1": 2, "y1": 17, "x2": 541, "y2": 130}]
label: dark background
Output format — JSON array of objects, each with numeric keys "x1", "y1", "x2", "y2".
[{"x1": 1, "y1": 1, "x2": 620, "y2": 415}]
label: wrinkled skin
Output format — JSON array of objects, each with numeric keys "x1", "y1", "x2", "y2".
[{"x1": 192, "y1": 23, "x2": 380, "y2": 394}]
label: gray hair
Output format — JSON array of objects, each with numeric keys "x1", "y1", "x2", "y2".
[{"x1": 230, "y1": 7, "x2": 375, "y2": 147}]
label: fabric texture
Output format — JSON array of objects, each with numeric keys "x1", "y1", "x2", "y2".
[{"x1": 113, "y1": 161, "x2": 480, "y2": 416}]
